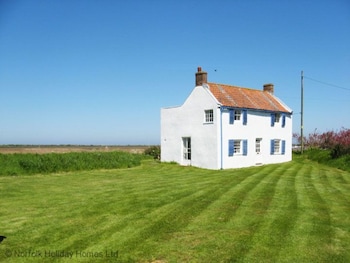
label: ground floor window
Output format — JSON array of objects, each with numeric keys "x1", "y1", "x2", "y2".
[
  {"x1": 234, "y1": 140, "x2": 241, "y2": 154},
  {"x1": 274, "y1": 139, "x2": 281, "y2": 154},
  {"x1": 271, "y1": 139, "x2": 286, "y2": 155},
  {"x1": 183, "y1": 137, "x2": 191, "y2": 160},
  {"x1": 229, "y1": 139, "x2": 247, "y2": 156}
]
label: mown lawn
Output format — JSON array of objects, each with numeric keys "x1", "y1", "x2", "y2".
[{"x1": 0, "y1": 156, "x2": 349, "y2": 262}]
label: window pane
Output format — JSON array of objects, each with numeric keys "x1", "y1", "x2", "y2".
[
  {"x1": 275, "y1": 113, "x2": 280, "y2": 123},
  {"x1": 274, "y1": 140, "x2": 280, "y2": 153},
  {"x1": 205, "y1": 110, "x2": 213, "y2": 123},
  {"x1": 234, "y1": 110, "x2": 241, "y2": 120},
  {"x1": 234, "y1": 140, "x2": 240, "y2": 153}
]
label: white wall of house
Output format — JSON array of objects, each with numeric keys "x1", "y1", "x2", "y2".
[
  {"x1": 220, "y1": 109, "x2": 292, "y2": 169},
  {"x1": 161, "y1": 85, "x2": 220, "y2": 169},
  {"x1": 161, "y1": 85, "x2": 293, "y2": 170}
]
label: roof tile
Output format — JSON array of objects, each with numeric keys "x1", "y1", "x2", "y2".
[{"x1": 208, "y1": 83, "x2": 291, "y2": 113}]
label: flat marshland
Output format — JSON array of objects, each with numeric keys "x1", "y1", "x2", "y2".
[{"x1": 0, "y1": 153, "x2": 349, "y2": 262}]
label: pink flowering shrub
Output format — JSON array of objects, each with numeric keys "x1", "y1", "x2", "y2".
[{"x1": 293, "y1": 128, "x2": 350, "y2": 158}]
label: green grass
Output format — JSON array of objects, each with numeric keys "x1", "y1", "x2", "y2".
[
  {"x1": 0, "y1": 156, "x2": 349, "y2": 262},
  {"x1": 0, "y1": 151, "x2": 149, "y2": 176},
  {"x1": 302, "y1": 148, "x2": 350, "y2": 172}
]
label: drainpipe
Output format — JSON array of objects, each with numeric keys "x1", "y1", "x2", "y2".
[{"x1": 220, "y1": 106, "x2": 224, "y2": 169}]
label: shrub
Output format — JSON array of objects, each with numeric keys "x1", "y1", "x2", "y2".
[
  {"x1": 144, "y1": 146, "x2": 160, "y2": 160},
  {"x1": 294, "y1": 128, "x2": 350, "y2": 159}
]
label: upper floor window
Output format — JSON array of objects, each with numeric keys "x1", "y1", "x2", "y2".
[
  {"x1": 204, "y1": 109, "x2": 214, "y2": 123},
  {"x1": 271, "y1": 113, "x2": 280, "y2": 127},
  {"x1": 275, "y1": 113, "x2": 281, "y2": 123},
  {"x1": 229, "y1": 109, "x2": 247, "y2": 125},
  {"x1": 235, "y1": 110, "x2": 241, "y2": 120},
  {"x1": 271, "y1": 113, "x2": 286, "y2": 127}
]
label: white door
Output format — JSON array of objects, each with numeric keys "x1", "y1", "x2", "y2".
[{"x1": 255, "y1": 138, "x2": 263, "y2": 165}]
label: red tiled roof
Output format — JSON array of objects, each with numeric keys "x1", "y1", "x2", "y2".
[{"x1": 207, "y1": 82, "x2": 291, "y2": 113}]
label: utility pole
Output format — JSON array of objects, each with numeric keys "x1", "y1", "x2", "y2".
[{"x1": 301, "y1": 70, "x2": 304, "y2": 154}]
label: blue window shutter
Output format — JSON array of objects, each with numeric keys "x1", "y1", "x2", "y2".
[
  {"x1": 243, "y1": 140, "x2": 248, "y2": 156},
  {"x1": 282, "y1": 140, "x2": 286, "y2": 155},
  {"x1": 228, "y1": 140, "x2": 234, "y2": 156},
  {"x1": 271, "y1": 113, "x2": 275, "y2": 127},
  {"x1": 229, "y1": 110, "x2": 234, "y2": 124},
  {"x1": 270, "y1": 139, "x2": 275, "y2": 155},
  {"x1": 243, "y1": 110, "x2": 247, "y2": 125},
  {"x1": 282, "y1": 114, "x2": 286, "y2": 127}
]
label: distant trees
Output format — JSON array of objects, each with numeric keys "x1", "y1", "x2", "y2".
[{"x1": 293, "y1": 127, "x2": 350, "y2": 158}]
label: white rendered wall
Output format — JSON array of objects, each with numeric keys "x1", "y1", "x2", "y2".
[
  {"x1": 220, "y1": 109, "x2": 292, "y2": 169},
  {"x1": 161, "y1": 86, "x2": 220, "y2": 169}
]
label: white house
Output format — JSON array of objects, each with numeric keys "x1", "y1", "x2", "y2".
[{"x1": 161, "y1": 67, "x2": 293, "y2": 170}]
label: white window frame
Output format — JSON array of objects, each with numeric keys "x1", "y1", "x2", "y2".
[{"x1": 204, "y1": 109, "x2": 214, "y2": 123}]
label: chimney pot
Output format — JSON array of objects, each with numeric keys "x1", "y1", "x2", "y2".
[
  {"x1": 195, "y1": 66, "x2": 207, "y2": 86},
  {"x1": 263, "y1": 83, "x2": 274, "y2": 94}
]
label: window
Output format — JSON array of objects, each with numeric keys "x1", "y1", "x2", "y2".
[
  {"x1": 183, "y1": 137, "x2": 191, "y2": 160},
  {"x1": 234, "y1": 140, "x2": 241, "y2": 154},
  {"x1": 275, "y1": 113, "x2": 281, "y2": 123},
  {"x1": 229, "y1": 109, "x2": 247, "y2": 125},
  {"x1": 256, "y1": 138, "x2": 262, "y2": 154},
  {"x1": 235, "y1": 110, "x2": 241, "y2": 120},
  {"x1": 270, "y1": 139, "x2": 286, "y2": 155},
  {"x1": 205, "y1": 109, "x2": 214, "y2": 123},
  {"x1": 228, "y1": 139, "x2": 248, "y2": 156},
  {"x1": 274, "y1": 139, "x2": 280, "y2": 154},
  {"x1": 271, "y1": 113, "x2": 281, "y2": 127}
]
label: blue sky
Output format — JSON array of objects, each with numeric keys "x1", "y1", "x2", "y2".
[{"x1": 0, "y1": 0, "x2": 349, "y2": 145}]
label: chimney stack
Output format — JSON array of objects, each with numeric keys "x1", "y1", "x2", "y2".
[
  {"x1": 263, "y1": 83, "x2": 274, "y2": 94},
  {"x1": 195, "y1": 67, "x2": 207, "y2": 86}
]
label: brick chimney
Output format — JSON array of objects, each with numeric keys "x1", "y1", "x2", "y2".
[
  {"x1": 263, "y1": 83, "x2": 274, "y2": 94},
  {"x1": 195, "y1": 67, "x2": 207, "y2": 86}
]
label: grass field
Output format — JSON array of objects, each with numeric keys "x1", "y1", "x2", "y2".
[{"x1": 0, "y1": 155, "x2": 349, "y2": 262}]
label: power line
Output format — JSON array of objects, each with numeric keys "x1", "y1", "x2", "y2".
[{"x1": 304, "y1": 76, "x2": 350, "y2": 91}]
